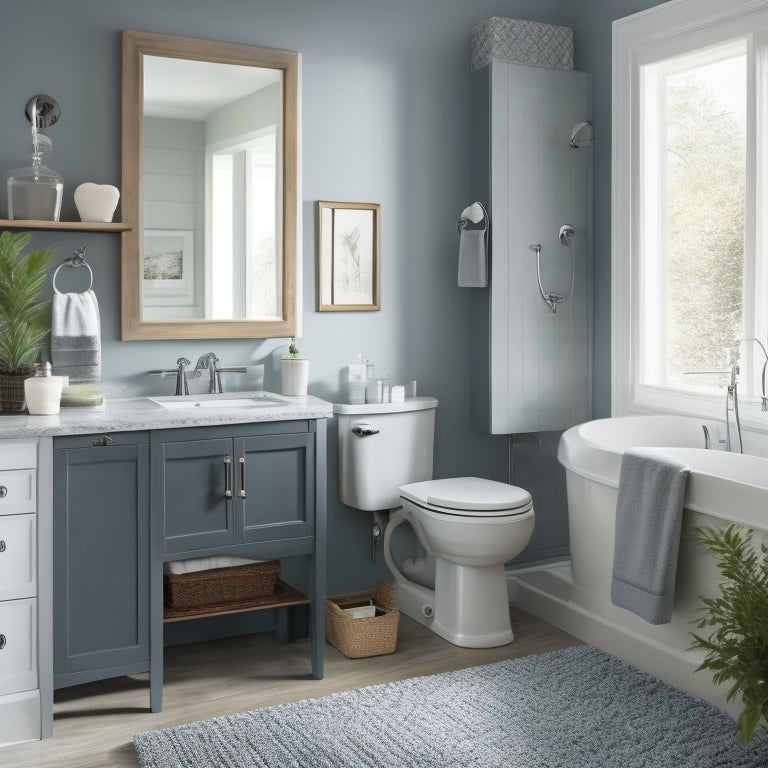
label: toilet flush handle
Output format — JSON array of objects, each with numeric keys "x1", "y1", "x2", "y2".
[{"x1": 351, "y1": 422, "x2": 380, "y2": 437}]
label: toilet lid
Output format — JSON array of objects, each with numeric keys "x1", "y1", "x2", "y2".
[{"x1": 399, "y1": 477, "x2": 532, "y2": 515}]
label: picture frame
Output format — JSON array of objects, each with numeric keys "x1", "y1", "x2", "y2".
[
  {"x1": 142, "y1": 229, "x2": 195, "y2": 306},
  {"x1": 317, "y1": 201, "x2": 381, "y2": 311}
]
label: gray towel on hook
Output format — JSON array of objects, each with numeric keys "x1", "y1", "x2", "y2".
[
  {"x1": 51, "y1": 290, "x2": 101, "y2": 383},
  {"x1": 610, "y1": 449, "x2": 690, "y2": 624},
  {"x1": 458, "y1": 227, "x2": 487, "y2": 287}
]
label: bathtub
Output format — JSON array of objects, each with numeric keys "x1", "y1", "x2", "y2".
[{"x1": 513, "y1": 414, "x2": 768, "y2": 715}]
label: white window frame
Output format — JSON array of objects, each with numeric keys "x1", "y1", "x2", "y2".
[{"x1": 612, "y1": 0, "x2": 768, "y2": 429}]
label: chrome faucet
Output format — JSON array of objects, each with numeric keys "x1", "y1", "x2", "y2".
[
  {"x1": 194, "y1": 352, "x2": 222, "y2": 394},
  {"x1": 149, "y1": 353, "x2": 248, "y2": 395},
  {"x1": 147, "y1": 357, "x2": 191, "y2": 395}
]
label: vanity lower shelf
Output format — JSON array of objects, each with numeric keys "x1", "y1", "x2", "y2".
[{"x1": 163, "y1": 580, "x2": 310, "y2": 623}]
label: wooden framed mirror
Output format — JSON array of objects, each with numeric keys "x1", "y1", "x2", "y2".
[{"x1": 121, "y1": 30, "x2": 300, "y2": 340}]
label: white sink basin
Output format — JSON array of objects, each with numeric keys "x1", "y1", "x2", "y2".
[{"x1": 149, "y1": 395, "x2": 287, "y2": 410}]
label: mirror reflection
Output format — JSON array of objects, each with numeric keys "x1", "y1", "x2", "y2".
[
  {"x1": 142, "y1": 56, "x2": 282, "y2": 321},
  {"x1": 121, "y1": 30, "x2": 299, "y2": 341}
]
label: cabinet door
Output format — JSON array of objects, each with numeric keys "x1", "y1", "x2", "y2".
[
  {"x1": 238, "y1": 432, "x2": 314, "y2": 543},
  {"x1": 53, "y1": 436, "x2": 150, "y2": 684},
  {"x1": 158, "y1": 437, "x2": 235, "y2": 554}
]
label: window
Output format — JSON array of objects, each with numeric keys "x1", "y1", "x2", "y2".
[
  {"x1": 207, "y1": 127, "x2": 280, "y2": 320},
  {"x1": 613, "y1": 0, "x2": 768, "y2": 427}
]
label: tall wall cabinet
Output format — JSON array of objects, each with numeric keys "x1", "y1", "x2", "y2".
[{"x1": 470, "y1": 60, "x2": 592, "y2": 434}]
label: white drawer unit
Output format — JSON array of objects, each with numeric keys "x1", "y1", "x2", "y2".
[
  {"x1": 0, "y1": 597, "x2": 38, "y2": 696},
  {"x1": 0, "y1": 440, "x2": 36, "y2": 517},
  {"x1": 0, "y1": 438, "x2": 40, "y2": 747},
  {"x1": 0, "y1": 514, "x2": 36, "y2": 601}
]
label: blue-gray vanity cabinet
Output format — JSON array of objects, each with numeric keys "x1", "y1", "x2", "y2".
[
  {"x1": 155, "y1": 421, "x2": 315, "y2": 554},
  {"x1": 52, "y1": 432, "x2": 151, "y2": 691},
  {"x1": 148, "y1": 419, "x2": 326, "y2": 712}
]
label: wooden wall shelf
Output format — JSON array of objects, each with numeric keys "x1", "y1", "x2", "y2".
[{"x1": 0, "y1": 219, "x2": 129, "y2": 233}]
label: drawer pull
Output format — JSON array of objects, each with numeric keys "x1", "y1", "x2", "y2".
[
  {"x1": 224, "y1": 455, "x2": 232, "y2": 499},
  {"x1": 0, "y1": 634, "x2": 5, "y2": 650},
  {"x1": 0, "y1": 486, "x2": 6, "y2": 498},
  {"x1": 239, "y1": 457, "x2": 246, "y2": 498},
  {"x1": 0, "y1": 540, "x2": 5, "y2": 553},
  {"x1": 92, "y1": 436, "x2": 114, "y2": 447}
]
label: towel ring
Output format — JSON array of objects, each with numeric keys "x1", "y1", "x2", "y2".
[{"x1": 52, "y1": 259, "x2": 93, "y2": 294}]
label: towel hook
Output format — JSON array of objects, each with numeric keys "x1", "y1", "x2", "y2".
[{"x1": 52, "y1": 245, "x2": 93, "y2": 293}]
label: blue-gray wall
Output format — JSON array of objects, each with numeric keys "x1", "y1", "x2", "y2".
[{"x1": 1, "y1": 0, "x2": 666, "y2": 594}]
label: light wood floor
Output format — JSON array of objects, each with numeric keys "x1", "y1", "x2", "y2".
[{"x1": 4, "y1": 608, "x2": 580, "y2": 768}]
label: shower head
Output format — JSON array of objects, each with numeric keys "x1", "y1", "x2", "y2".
[{"x1": 569, "y1": 121, "x2": 594, "y2": 149}]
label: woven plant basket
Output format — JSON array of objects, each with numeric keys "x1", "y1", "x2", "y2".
[
  {"x1": 0, "y1": 369, "x2": 32, "y2": 412},
  {"x1": 325, "y1": 581, "x2": 400, "y2": 659},
  {"x1": 164, "y1": 560, "x2": 281, "y2": 610}
]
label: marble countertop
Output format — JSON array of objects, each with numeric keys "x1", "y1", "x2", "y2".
[{"x1": 0, "y1": 391, "x2": 334, "y2": 439}]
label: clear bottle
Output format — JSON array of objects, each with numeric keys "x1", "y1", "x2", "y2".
[{"x1": 6, "y1": 127, "x2": 63, "y2": 221}]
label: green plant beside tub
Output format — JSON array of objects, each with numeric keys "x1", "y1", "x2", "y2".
[
  {"x1": 0, "y1": 231, "x2": 56, "y2": 410},
  {"x1": 690, "y1": 523, "x2": 768, "y2": 742}
]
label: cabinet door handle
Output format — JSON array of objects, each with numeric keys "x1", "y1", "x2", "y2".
[
  {"x1": 239, "y1": 457, "x2": 246, "y2": 498},
  {"x1": 0, "y1": 486, "x2": 6, "y2": 498},
  {"x1": 224, "y1": 455, "x2": 232, "y2": 498},
  {"x1": 0, "y1": 634, "x2": 5, "y2": 650},
  {"x1": 0, "y1": 540, "x2": 5, "y2": 553}
]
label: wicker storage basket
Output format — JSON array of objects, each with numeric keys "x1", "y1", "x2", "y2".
[
  {"x1": 325, "y1": 581, "x2": 399, "y2": 659},
  {"x1": 164, "y1": 560, "x2": 281, "y2": 610}
]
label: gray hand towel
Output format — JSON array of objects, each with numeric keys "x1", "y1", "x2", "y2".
[
  {"x1": 51, "y1": 290, "x2": 101, "y2": 383},
  {"x1": 610, "y1": 448, "x2": 690, "y2": 624},
  {"x1": 458, "y1": 228, "x2": 487, "y2": 287}
]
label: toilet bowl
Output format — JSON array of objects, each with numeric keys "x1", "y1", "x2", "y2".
[
  {"x1": 333, "y1": 398, "x2": 536, "y2": 648},
  {"x1": 385, "y1": 477, "x2": 534, "y2": 647}
]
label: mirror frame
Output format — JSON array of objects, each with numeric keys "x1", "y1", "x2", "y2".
[{"x1": 121, "y1": 29, "x2": 300, "y2": 340}]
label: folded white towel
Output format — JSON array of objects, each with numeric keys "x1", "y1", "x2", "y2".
[
  {"x1": 51, "y1": 290, "x2": 101, "y2": 383},
  {"x1": 163, "y1": 556, "x2": 262, "y2": 575}
]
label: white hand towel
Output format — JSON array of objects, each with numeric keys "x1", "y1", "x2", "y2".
[{"x1": 51, "y1": 290, "x2": 102, "y2": 383}]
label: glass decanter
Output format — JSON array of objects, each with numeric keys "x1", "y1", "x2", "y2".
[{"x1": 6, "y1": 126, "x2": 63, "y2": 221}]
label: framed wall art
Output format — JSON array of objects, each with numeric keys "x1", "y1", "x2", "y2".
[{"x1": 317, "y1": 201, "x2": 381, "y2": 311}]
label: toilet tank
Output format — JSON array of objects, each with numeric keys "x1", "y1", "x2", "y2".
[{"x1": 333, "y1": 397, "x2": 438, "y2": 511}]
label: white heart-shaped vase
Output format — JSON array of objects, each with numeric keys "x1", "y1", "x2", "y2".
[{"x1": 74, "y1": 182, "x2": 120, "y2": 223}]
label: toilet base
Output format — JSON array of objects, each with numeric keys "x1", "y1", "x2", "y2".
[{"x1": 392, "y1": 560, "x2": 514, "y2": 648}]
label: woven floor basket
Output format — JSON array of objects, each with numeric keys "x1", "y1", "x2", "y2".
[
  {"x1": 325, "y1": 581, "x2": 399, "y2": 659},
  {"x1": 164, "y1": 560, "x2": 281, "y2": 610}
]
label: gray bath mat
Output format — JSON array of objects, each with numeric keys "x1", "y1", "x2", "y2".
[{"x1": 133, "y1": 645, "x2": 768, "y2": 767}]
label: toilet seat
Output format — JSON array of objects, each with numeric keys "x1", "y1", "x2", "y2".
[{"x1": 399, "y1": 477, "x2": 532, "y2": 518}]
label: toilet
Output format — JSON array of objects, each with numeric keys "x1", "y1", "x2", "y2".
[{"x1": 334, "y1": 397, "x2": 534, "y2": 648}]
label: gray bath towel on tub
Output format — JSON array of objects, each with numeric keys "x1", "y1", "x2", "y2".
[
  {"x1": 51, "y1": 290, "x2": 101, "y2": 383},
  {"x1": 611, "y1": 448, "x2": 690, "y2": 624}
]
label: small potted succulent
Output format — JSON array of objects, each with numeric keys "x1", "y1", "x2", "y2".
[
  {"x1": 280, "y1": 337, "x2": 309, "y2": 397},
  {"x1": 0, "y1": 231, "x2": 55, "y2": 411}
]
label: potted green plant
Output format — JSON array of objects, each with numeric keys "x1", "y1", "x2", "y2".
[
  {"x1": 0, "y1": 231, "x2": 55, "y2": 411},
  {"x1": 280, "y1": 337, "x2": 309, "y2": 397},
  {"x1": 690, "y1": 523, "x2": 768, "y2": 742}
]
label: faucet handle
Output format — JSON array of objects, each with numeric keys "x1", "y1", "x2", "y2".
[{"x1": 175, "y1": 357, "x2": 190, "y2": 396}]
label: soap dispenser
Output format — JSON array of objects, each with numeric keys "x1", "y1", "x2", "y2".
[
  {"x1": 6, "y1": 94, "x2": 64, "y2": 221},
  {"x1": 24, "y1": 362, "x2": 64, "y2": 415}
]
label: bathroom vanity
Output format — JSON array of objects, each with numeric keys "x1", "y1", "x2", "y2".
[{"x1": 0, "y1": 392, "x2": 331, "y2": 744}]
